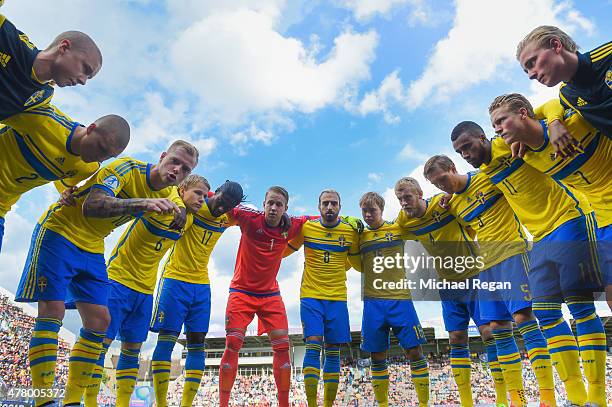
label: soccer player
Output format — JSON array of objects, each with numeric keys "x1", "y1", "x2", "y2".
[
  {"x1": 424, "y1": 155, "x2": 556, "y2": 407},
  {"x1": 357, "y1": 192, "x2": 429, "y2": 407},
  {"x1": 452, "y1": 121, "x2": 605, "y2": 406},
  {"x1": 490, "y1": 93, "x2": 612, "y2": 310},
  {"x1": 150, "y1": 180, "x2": 245, "y2": 407},
  {"x1": 218, "y1": 186, "x2": 307, "y2": 407},
  {"x1": 516, "y1": 26, "x2": 611, "y2": 148},
  {"x1": 15, "y1": 140, "x2": 198, "y2": 407},
  {"x1": 284, "y1": 190, "x2": 360, "y2": 407},
  {"x1": 0, "y1": 105, "x2": 130, "y2": 252},
  {"x1": 1, "y1": 13, "x2": 102, "y2": 121},
  {"x1": 393, "y1": 177, "x2": 503, "y2": 407},
  {"x1": 83, "y1": 174, "x2": 210, "y2": 407}
]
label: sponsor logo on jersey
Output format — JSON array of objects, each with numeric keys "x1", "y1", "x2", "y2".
[{"x1": 605, "y1": 70, "x2": 612, "y2": 90}]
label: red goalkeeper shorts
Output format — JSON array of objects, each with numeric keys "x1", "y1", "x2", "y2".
[{"x1": 225, "y1": 289, "x2": 289, "y2": 335}]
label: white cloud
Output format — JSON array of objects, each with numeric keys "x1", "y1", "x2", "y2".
[
  {"x1": 405, "y1": 0, "x2": 594, "y2": 109},
  {"x1": 169, "y1": 7, "x2": 379, "y2": 123},
  {"x1": 357, "y1": 70, "x2": 405, "y2": 123},
  {"x1": 339, "y1": 0, "x2": 409, "y2": 21},
  {"x1": 367, "y1": 172, "x2": 383, "y2": 183},
  {"x1": 397, "y1": 142, "x2": 428, "y2": 161}
]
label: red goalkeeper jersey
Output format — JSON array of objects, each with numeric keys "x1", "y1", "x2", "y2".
[{"x1": 229, "y1": 206, "x2": 307, "y2": 295}]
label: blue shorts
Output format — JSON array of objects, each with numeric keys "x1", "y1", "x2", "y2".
[
  {"x1": 15, "y1": 225, "x2": 108, "y2": 305},
  {"x1": 527, "y1": 215, "x2": 603, "y2": 298},
  {"x1": 0, "y1": 216, "x2": 4, "y2": 252},
  {"x1": 360, "y1": 298, "x2": 425, "y2": 353},
  {"x1": 106, "y1": 279, "x2": 153, "y2": 343},
  {"x1": 595, "y1": 224, "x2": 611, "y2": 285},
  {"x1": 478, "y1": 253, "x2": 532, "y2": 321},
  {"x1": 300, "y1": 298, "x2": 350, "y2": 344},
  {"x1": 441, "y1": 284, "x2": 489, "y2": 332},
  {"x1": 150, "y1": 277, "x2": 211, "y2": 334}
]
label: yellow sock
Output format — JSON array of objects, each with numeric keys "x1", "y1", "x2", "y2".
[
  {"x1": 450, "y1": 344, "x2": 473, "y2": 407},
  {"x1": 490, "y1": 331, "x2": 525, "y2": 407},
  {"x1": 410, "y1": 358, "x2": 429, "y2": 406},
  {"x1": 29, "y1": 318, "x2": 61, "y2": 407},
  {"x1": 371, "y1": 359, "x2": 389, "y2": 407},
  {"x1": 489, "y1": 360, "x2": 508, "y2": 406},
  {"x1": 63, "y1": 328, "x2": 105, "y2": 405},
  {"x1": 152, "y1": 360, "x2": 171, "y2": 407},
  {"x1": 181, "y1": 369, "x2": 204, "y2": 407},
  {"x1": 303, "y1": 366, "x2": 320, "y2": 406},
  {"x1": 574, "y1": 312, "x2": 607, "y2": 406},
  {"x1": 83, "y1": 341, "x2": 108, "y2": 407},
  {"x1": 517, "y1": 320, "x2": 556, "y2": 407},
  {"x1": 322, "y1": 347, "x2": 341, "y2": 407},
  {"x1": 115, "y1": 348, "x2": 140, "y2": 407}
]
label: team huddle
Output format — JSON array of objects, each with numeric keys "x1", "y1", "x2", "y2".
[{"x1": 0, "y1": 6, "x2": 610, "y2": 407}]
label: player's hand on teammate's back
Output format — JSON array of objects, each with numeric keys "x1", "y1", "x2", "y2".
[
  {"x1": 510, "y1": 142, "x2": 526, "y2": 159},
  {"x1": 343, "y1": 216, "x2": 364, "y2": 234},
  {"x1": 279, "y1": 213, "x2": 292, "y2": 234},
  {"x1": 58, "y1": 186, "x2": 78, "y2": 207},
  {"x1": 169, "y1": 206, "x2": 187, "y2": 230},
  {"x1": 144, "y1": 198, "x2": 180, "y2": 215},
  {"x1": 548, "y1": 119, "x2": 583, "y2": 158},
  {"x1": 438, "y1": 194, "x2": 452, "y2": 209}
]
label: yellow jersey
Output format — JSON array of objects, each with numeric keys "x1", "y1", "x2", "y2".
[
  {"x1": 290, "y1": 218, "x2": 360, "y2": 301},
  {"x1": 38, "y1": 157, "x2": 182, "y2": 254},
  {"x1": 106, "y1": 196, "x2": 192, "y2": 295},
  {"x1": 481, "y1": 137, "x2": 592, "y2": 241},
  {"x1": 522, "y1": 114, "x2": 612, "y2": 228},
  {"x1": 395, "y1": 194, "x2": 480, "y2": 281},
  {"x1": 0, "y1": 105, "x2": 99, "y2": 217},
  {"x1": 161, "y1": 198, "x2": 236, "y2": 285},
  {"x1": 359, "y1": 221, "x2": 410, "y2": 300},
  {"x1": 449, "y1": 171, "x2": 528, "y2": 270}
]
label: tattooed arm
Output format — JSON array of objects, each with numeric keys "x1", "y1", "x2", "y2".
[{"x1": 82, "y1": 188, "x2": 180, "y2": 218}]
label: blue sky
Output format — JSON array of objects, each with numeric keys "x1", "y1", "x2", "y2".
[{"x1": 1, "y1": 0, "x2": 610, "y2": 353}]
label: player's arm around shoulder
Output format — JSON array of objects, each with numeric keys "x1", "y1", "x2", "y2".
[{"x1": 82, "y1": 159, "x2": 178, "y2": 218}]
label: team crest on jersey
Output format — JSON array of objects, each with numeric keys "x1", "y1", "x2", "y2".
[
  {"x1": 23, "y1": 90, "x2": 45, "y2": 107},
  {"x1": 501, "y1": 157, "x2": 513, "y2": 168},
  {"x1": 102, "y1": 175, "x2": 120, "y2": 190},
  {"x1": 158, "y1": 311, "x2": 165, "y2": 324},
  {"x1": 0, "y1": 51, "x2": 11, "y2": 68},
  {"x1": 37, "y1": 276, "x2": 47, "y2": 292},
  {"x1": 606, "y1": 70, "x2": 612, "y2": 90},
  {"x1": 475, "y1": 191, "x2": 486, "y2": 205},
  {"x1": 431, "y1": 210, "x2": 442, "y2": 223},
  {"x1": 338, "y1": 235, "x2": 346, "y2": 247},
  {"x1": 385, "y1": 232, "x2": 393, "y2": 241}
]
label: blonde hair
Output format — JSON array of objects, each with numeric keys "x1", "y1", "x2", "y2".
[
  {"x1": 180, "y1": 174, "x2": 210, "y2": 191},
  {"x1": 423, "y1": 155, "x2": 455, "y2": 179},
  {"x1": 168, "y1": 140, "x2": 199, "y2": 163},
  {"x1": 394, "y1": 177, "x2": 422, "y2": 195},
  {"x1": 359, "y1": 192, "x2": 385, "y2": 211},
  {"x1": 517, "y1": 25, "x2": 578, "y2": 59},
  {"x1": 488, "y1": 93, "x2": 535, "y2": 119}
]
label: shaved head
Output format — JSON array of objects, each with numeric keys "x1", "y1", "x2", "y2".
[
  {"x1": 93, "y1": 114, "x2": 130, "y2": 151},
  {"x1": 47, "y1": 31, "x2": 102, "y2": 64}
]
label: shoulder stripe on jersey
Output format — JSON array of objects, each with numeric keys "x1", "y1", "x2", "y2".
[
  {"x1": 91, "y1": 184, "x2": 115, "y2": 197},
  {"x1": 141, "y1": 217, "x2": 182, "y2": 241},
  {"x1": 14, "y1": 131, "x2": 59, "y2": 180},
  {"x1": 552, "y1": 132, "x2": 600, "y2": 181},
  {"x1": 25, "y1": 107, "x2": 74, "y2": 130},
  {"x1": 360, "y1": 240, "x2": 403, "y2": 254},
  {"x1": 461, "y1": 194, "x2": 502, "y2": 223},
  {"x1": 193, "y1": 217, "x2": 227, "y2": 232},
  {"x1": 304, "y1": 241, "x2": 349, "y2": 252},
  {"x1": 590, "y1": 42, "x2": 612, "y2": 61},
  {"x1": 591, "y1": 47, "x2": 611, "y2": 63},
  {"x1": 490, "y1": 159, "x2": 524, "y2": 184}
]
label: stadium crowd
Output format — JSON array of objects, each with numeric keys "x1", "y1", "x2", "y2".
[
  {"x1": 0, "y1": 292, "x2": 70, "y2": 389},
  {"x1": 1, "y1": 291, "x2": 611, "y2": 406}
]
